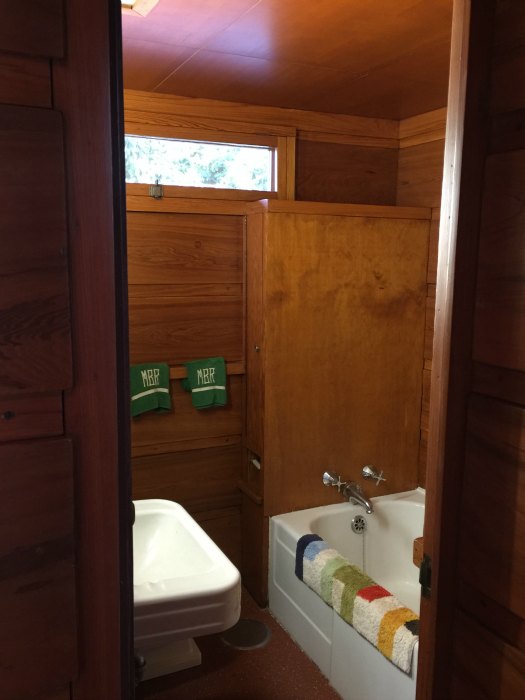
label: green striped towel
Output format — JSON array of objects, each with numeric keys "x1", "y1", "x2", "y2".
[
  {"x1": 130, "y1": 363, "x2": 171, "y2": 417},
  {"x1": 182, "y1": 357, "x2": 228, "y2": 409}
]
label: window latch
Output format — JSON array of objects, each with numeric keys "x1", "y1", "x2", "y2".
[{"x1": 149, "y1": 178, "x2": 163, "y2": 199}]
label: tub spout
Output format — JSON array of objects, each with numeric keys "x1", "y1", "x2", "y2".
[{"x1": 343, "y1": 482, "x2": 374, "y2": 514}]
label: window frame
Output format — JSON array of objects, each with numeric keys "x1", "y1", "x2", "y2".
[{"x1": 124, "y1": 119, "x2": 296, "y2": 201}]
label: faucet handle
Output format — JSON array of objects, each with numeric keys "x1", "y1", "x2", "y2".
[
  {"x1": 362, "y1": 464, "x2": 386, "y2": 486},
  {"x1": 323, "y1": 471, "x2": 346, "y2": 492}
]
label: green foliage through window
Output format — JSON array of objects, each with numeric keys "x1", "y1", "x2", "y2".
[{"x1": 125, "y1": 135, "x2": 274, "y2": 190}]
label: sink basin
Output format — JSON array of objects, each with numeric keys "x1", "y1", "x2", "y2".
[{"x1": 133, "y1": 499, "x2": 241, "y2": 656}]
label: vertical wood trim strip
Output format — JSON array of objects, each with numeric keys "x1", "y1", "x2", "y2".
[
  {"x1": 286, "y1": 135, "x2": 296, "y2": 199},
  {"x1": 277, "y1": 136, "x2": 287, "y2": 199}
]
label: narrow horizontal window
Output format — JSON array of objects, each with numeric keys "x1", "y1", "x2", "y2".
[{"x1": 125, "y1": 134, "x2": 276, "y2": 191}]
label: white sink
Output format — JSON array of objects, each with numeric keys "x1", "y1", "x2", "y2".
[{"x1": 133, "y1": 499, "x2": 241, "y2": 677}]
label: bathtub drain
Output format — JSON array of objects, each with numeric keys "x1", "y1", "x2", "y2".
[{"x1": 351, "y1": 515, "x2": 367, "y2": 534}]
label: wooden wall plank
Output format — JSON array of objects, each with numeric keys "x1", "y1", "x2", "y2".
[
  {"x1": 127, "y1": 212, "x2": 243, "y2": 285},
  {"x1": 0, "y1": 393, "x2": 63, "y2": 442},
  {"x1": 132, "y1": 443, "x2": 242, "y2": 513},
  {"x1": 490, "y1": 107, "x2": 525, "y2": 154},
  {"x1": 473, "y1": 149, "x2": 525, "y2": 371},
  {"x1": 452, "y1": 612, "x2": 525, "y2": 700},
  {"x1": 0, "y1": 53, "x2": 51, "y2": 108},
  {"x1": 131, "y1": 375, "x2": 243, "y2": 454},
  {"x1": 0, "y1": 1, "x2": 64, "y2": 58},
  {"x1": 128, "y1": 294, "x2": 243, "y2": 365},
  {"x1": 194, "y1": 506, "x2": 242, "y2": 569},
  {"x1": 0, "y1": 105, "x2": 71, "y2": 394},
  {"x1": 124, "y1": 89, "x2": 399, "y2": 139},
  {"x1": 0, "y1": 438, "x2": 76, "y2": 699},
  {"x1": 295, "y1": 140, "x2": 398, "y2": 205},
  {"x1": 472, "y1": 362, "x2": 525, "y2": 407},
  {"x1": 396, "y1": 139, "x2": 446, "y2": 208},
  {"x1": 459, "y1": 394, "x2": 525, "y2": 620}
]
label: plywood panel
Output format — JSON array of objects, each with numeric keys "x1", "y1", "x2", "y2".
[
  {"x1": 0, "y1": 438, "x2": 76, "y2": 698},
  {"x1": 0, "y1": 1, "x2": 64, "y2": 58},
  {"x1": 262, "y1": 213, "x2": 429, "y2": 514},
  {"x1": 459, "y1": 394, "x2": 525, "y2": 619},
  {"x1": 132, "y1": 443, "x2": 242, "y2": 514},
  {"x1": 397, "y1": 139, "x2": 446, "y2": 208},
  {"x1": 0, "y1": 53, "x2": 51, "y2": 107},
  {"x1": 127, "y1": 211, "x2": 244, "y2": 285},
  {"x1": 474, "y1": 149, "x2": 525, "y2": 371},
  {"x1": 296, "y1": 140, "x2": 398, "y2": 205},
  {"x1": 0, "y1": 105, "x2": 71, "y2": 394},
  {"x1": 131, "y1": 375, "x2": 243, "y2": 454}
]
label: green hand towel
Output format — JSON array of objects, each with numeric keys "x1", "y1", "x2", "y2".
[
  {"x1": 182, "y1": 357, "x2": 228, "y2": 409},
  {"x1": 130, "y1": 363, "x2": 171, "y2": 417}
]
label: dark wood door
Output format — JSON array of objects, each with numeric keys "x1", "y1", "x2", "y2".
[{"x1": 418, "y1": 1, "x2": 525, "y2": 698}]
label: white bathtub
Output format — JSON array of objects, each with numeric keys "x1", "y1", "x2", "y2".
[{"x1": 269, "y1": 488, "x2": 424, "y2": 700}]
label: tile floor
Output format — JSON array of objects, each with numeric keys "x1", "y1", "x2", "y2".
[{"x1": 136, "y1": 587, "x2": 342, "y2": 700}]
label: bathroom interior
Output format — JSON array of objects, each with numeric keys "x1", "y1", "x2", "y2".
[
  {"x1": 1, "y1": 1, "x2": 524, "y2": 699},
  {"x1": 124, "y1": 1, "x2": 451, "y2": 698}
]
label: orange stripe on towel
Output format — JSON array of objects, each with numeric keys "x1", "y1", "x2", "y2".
[{"x1": 377, "y1": 608, "x2": 419, "y2": 660}]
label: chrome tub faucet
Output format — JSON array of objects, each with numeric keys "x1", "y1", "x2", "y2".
[{"x1": 322, "y1": 471, "x2": 374, "y2": 514}]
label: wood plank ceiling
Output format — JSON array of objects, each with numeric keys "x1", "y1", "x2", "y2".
[{"x1": 122, "y1": 0, "x2": 453, "y2": 120}]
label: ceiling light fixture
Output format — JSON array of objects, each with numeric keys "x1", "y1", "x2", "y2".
[{"x1": 121, "y1": 0, "x2": 159, "y2": 17}]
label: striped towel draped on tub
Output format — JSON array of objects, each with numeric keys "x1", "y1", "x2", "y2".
[{"x1": 295, "y1": 533, "x2": 419, "y2": 674}]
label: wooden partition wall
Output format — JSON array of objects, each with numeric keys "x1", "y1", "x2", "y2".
[{"x1": 127, "y1": 202, "x2": 248, "y2": 567}]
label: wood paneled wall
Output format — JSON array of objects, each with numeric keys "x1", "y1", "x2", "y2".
[
  {"x1": 1, "y1": 2, "x2": 128, "y2": 698},
  {"x1": 397, "y1": 108, "x2": 447, "y2": 487},
  {"x1": 128, "y1": 208, "x2": 245, "y2": 567}
]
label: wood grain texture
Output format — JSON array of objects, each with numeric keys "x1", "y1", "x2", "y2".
[
  {"x1": 52, "y1": 1, "x2": 126, "y2": 696},
  {"x1": 124, "y1": 90, "x2": 399, "y2": 139},
  {"x1": 127, "y1": 212, "x2": 244, "y2": 285},
  {"x1": 264, "y1": 199, "x2": 431, "y2": 220},
  {"x1": 0, "y1": 438, "x2": 76, "y2": 699},
  {"x1": 491, "y1": 1, "x2": 525, "y2": 116},
  {"x1": 473, "y1": 149, "x2": 525, "y2": 371},
  {"x1": 295, "y1": 140, "x2": 398, "y2": 205},
  {"x1": 459, "y1": 394, "x2": 525, "y2": 620},
  {"x1": 451, "y1": 612, "x2": 525, "y2": 700},
  {"x1": 0, "y1": 105, "x2": 72, "y2": 394},
  {"x1": 260, "y1": 212, "x2": 429, "y2": 514},
  {"x1": 195, "y1": 506, "x2": 242, "y2": 569},
  {"x1": 396, "y1": 138, "x2": 446, "y2": 208},
  {"x1": 241, "y1": 495, "x2": 268, "y2": 606},
  {"x1": 0, "y1": 53, "x2": 51, "y2": 108},
  {"x1": 399, "y1": 108, "x2": 447, "y2": 145},
  {"x1": 245, "y1": 212, "x2": 264, "y2": 457},
  {"x1": 128, "y1": 293, "x2": 243, "y2": 365},
  {"x1": 417, "y1": 3, "x2": 496, "y2": 696},
  {"x1": 472, "y1": 362, "x2": 525, "y2": 407},
  {"x1": 132, "y1": 443, "x2": 242, "y2": 514},
  {"x1": 490, "y1": 107, "x2": 525, "y2": 154},
  {"x1": 0, "y1": 1, "x2": 64, "y2": 58},
  {"x1": 0, "y1": 392, "x2": 63, "y2": 442},
  {"x1": 131, "y1": 375, "x2": 243, "y2": 455}
]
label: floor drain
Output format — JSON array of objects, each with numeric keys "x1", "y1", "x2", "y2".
[{"x1": 220, "y1": 618, "x2": 271, "y2": 650}]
